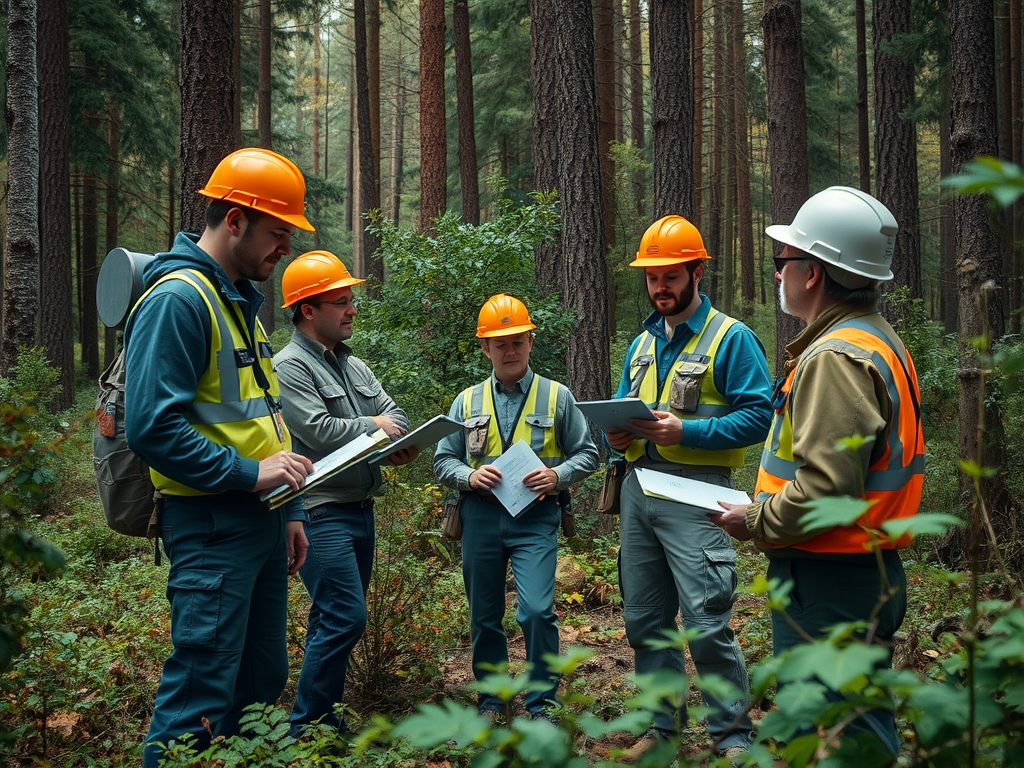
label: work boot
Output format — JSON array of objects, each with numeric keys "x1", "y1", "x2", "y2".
[{"x1": 621, "y1": 727, "x2": 669, "y2": 761}]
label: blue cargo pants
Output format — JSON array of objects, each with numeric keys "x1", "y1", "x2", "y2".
[
  {"x1": 143, "y1": 493, "x2": 289, "y2": 768},
  {"x1": 290, "y1": 501, "x2": 375, "y2": 735},
  {"x1": 460, "y1": 493, "x2": 560, "y2": 714},
  {"x1": 619, "y1": 470, "x2": 753, "y2": 751}
]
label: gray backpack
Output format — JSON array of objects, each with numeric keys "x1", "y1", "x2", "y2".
[{"x1": 93, "y1": 349, "x2": 162, "y2": 539}]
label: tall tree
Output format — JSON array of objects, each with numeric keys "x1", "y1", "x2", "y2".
[
  {"x1": 874, "y1": 0, "x2": 922, "y2": 307},
  {"x1": 37, "y1": 0, "x2": 74, "y2": 408},
  {"x1": 596, "y1": 0, "x2": 617, "y2": 251},
  {"x1": 103, "y1": 99, "x2": 120, "y2": 370},
  {"x1": 950, "y1": 0, "x2": 1009, "y2": 568},
  {"x1": 256, "y1": 0, "x2": 275, "y2": 332},
  {"x1": 732, "y1": 0, "x2": 755, "y2": 319},
  {"x1": 693, "y1": 0, "x2": 704, "y2": 224},
  {"x1": 419, "y1": 0, "x2": 446, "y2": 231},
  {"x1": 763, "y1": 0, "x2": 810, "y2": 373},
  {"x1": 453, "y1": 0, "x2": 480, "y2": 224},
  {"x1": 855, "y1": 0, "x2": 870, "y2": 193},
  {"x1": 179, "y1": 0, "x2": 238, "y2": 233},
  {"x1": 1011, "y1": 0, "x2": 1023, "y2": 335},
  {"x1": 650, "y1": 0, "x2": 694, "y2": 219},
  {"x1": 532, "y1": 0, "x2": 560, "y2": 289},
  {"x1": 355, "y1": 0, "x2": 382, "y2": 285},
  {"x1": 389, "y1": 39, "x2": 406, "y2": 222},
  {"x1": 555, "y1": 0, "x2": 610, "y2": 401},
  {"x1": 2, "y1": 0, "x2": 40, "y2": 372}
]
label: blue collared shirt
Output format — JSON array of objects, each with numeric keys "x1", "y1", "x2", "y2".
[{"x1": 613, "y1": 294, "x2": 773, "y2": 451}]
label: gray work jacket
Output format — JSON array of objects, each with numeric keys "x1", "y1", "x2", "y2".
[{"x1": 273, "y1": 328, "x2": 408, "y2": 510}]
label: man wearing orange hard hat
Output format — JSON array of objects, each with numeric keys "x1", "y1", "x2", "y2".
[
  {"x1": 602, "y1": 216, "x2": 772, "y2": 760},
  {"x1": 125, "y1": 148, "x2": 316, "y2": 767},
  {"x1": 433, "y1": 294, "x2": 598, "y2": 722},
  {"x1": 273, "y1": 250, "x2": 417, "y2": 737}
]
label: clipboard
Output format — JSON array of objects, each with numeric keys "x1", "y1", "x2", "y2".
[
  {"x1": 364, "y1": 415, "x2": 464, "y2": 465},
  {"x1": 575, "y1": 398, "x2": 657, "y2": 433}
]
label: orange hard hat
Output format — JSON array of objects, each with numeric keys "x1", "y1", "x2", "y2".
[
  {"x1": 629, "y1": 215, "x2": 710, "y2": 267},
  {"x1": 198, "y1": 148, "x2": 315, "y2": 232},
  {"x1": 476, "y1": 294, "x2": 536, "y2": 338},
  {"x1": 280, "y1": 251, "x2": 365, "y2": 308}
]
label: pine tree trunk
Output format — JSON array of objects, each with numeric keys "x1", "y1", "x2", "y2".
[
  {"x1": 179, "y1": 0, "x2": 237, "y2": 234},
  {"x1": 628, "y1": 0, "x2": 645, "y2": 223},
  {"x1": 1010, "y1": 0, "x2": 1022, "y2": 335},
  {"x1": 38, "y1": 0, "x2": 74, "y2": 408},
  {"x1": 257, "y1": 0, "x2": 275, "y2": 332},
  {"x1": 419, "y1": 0, "x2": 446, "y2": 233},
  {"x1": 596, "y1": 0, "x2": 617, "y2": 252},
  {"x1": 355, "y1": 0, "x2": 382, "y2": 288},
  {"x1": 556, "y1": 0, "x2": 610, "y2": 401},
  {"x1": 531, "y1": 0, "x2": 560, "y2": 290},
  {"x1": 2, "y1": 0, "x2": 40, "y2": 373},
  {"x1": 650, "y1": 0, "x2": 693, "y2": 220},
  {"x1": 313, "y1": 15, "x2": 322, "y2": 178},
  {"x1": 950, "y1": 0, "x2": 1010, "y2": 569},
  {"x1": 104, "y1": 99, "x2": 120, "y2": 370},
  {"x1": 693, "y1": 0, "x2": 704, "y2": 226},
  {"x1": 453, "y1": 0, "x2": 480, "y2": 225},
  {"x1": 390, "y1": 40, "x2": 406, "y2": 222},
  {"x1": 347, "y1": 52, "x2": 356, "y2": 234},
  {"x1": 874, "y1": 0, "x2": 922, "y2": 317},
  {"x1": 763, "y1": 0, "x2": 809, "y2": 374},
  {"x1": 855, "y1": 0, "x2": 870, "y2": 193},
  {"x1": 732, "y1": 0, "x2": 754, "y2": 319},
  {"x1": 705, "y1": 0, "x2": 726, "y2": 303},
  {"x1": 81, "y1": 172, "x2": 101, "y2": 380}
]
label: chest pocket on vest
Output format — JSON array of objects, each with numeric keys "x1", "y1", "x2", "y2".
[
  {"x1": 627, "y1": 354, "x2": 655, "y2": 398},
  {"x1": 465, "y1": 415, "x2": 491, "y2": 457},
  {"x1": 670, "y1": 356, "x2": 710, "y2": 413},
  {"x1": 525, "y1": 413, "x2": 554, "y2": 432}
]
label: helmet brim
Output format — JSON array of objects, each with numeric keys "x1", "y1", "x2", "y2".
[
  {"x1": 280, "y1": 276, "x2": 366, "y2": 308},
  {"x1": 272, "y1": 211, "x2": 316, "y2": 233},
  {"x1": 629, "y1": 255, "x2": 710, "y2": 267},
  {"x1": 476, "y1": 322, "x2": 537, "y2": 339}
]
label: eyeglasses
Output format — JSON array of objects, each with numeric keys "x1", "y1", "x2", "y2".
[
  {"x1": 313, "y1": 298, "x2": 356, "y2": 310},
  {"x1": 773, "y1": 256, "x2": 809, "y2": 273}
]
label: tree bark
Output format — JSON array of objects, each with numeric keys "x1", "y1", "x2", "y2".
[
  {"x1": 874, "y1": 0, "x2": 922, "y2": 315},
  {"x1": 650, "y1": 0, "x2": 693, "y2": 220},
  {"x1": 2, "y1": 0, "x2": 40, "y2": 373},
  {"x1": 313, "y1": 13, "x2": 322, "y2": 178},
  {"x1": 693, "y1": 0, "x2": 704, "y2": 226},
  {"x1": 390, "y1": 40, "x2": 406, "y2": 222},
  {"x1": 453, "y1": 0, "x2": 480, "y2": 224},
  {"x1": 763, "y1": 0, "x2": 809, "y2": 374},
  {"x1": 532, "y1": 0, "x2": 560, "y2": 290},
  {"x1": 179, "y1": 0, "x2": 237, "y2": 234},
  {"x1": 855, "y1": 0, "x2": 871, "y2": 193},
  {"x1": 629, "y1": 0, "x2": 645, "y2": 222},
  {"x1": 950, "y1": 0, "x2": 1009, "y2": 569},
  {"x1": 939, "y1": 78, "x2": 956, "y2": 334},
  {"x1": 419, "y1": 0, "x2": 447, "y2": 232},
  {"x1": 257, "y1": 0, "x2": 274, "y2": 332},
  {"x1": 556, "y1": 0, "x2": 610, "y2": 401},
  {"x1": 38, "y1": 0, "x2": 74, "y2": 408},
  {"x1": 81, "y1": 172, "x2": 101, "y2": 380},
  {"x1": 104, "y1": 99, "x2": 120, "y2": 370},
  {"x1": 1011, "y1": 0, "x2": 1022, "y2": 335},
  {"x1": 596, "y1": 0, "x2": 617, "y2": 252}
]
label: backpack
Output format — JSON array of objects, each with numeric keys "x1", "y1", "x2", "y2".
[{"x1": 93, "y1": 348, "x2": 162, "y2": 539}]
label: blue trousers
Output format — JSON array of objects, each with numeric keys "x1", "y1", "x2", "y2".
[
  {"x1": 290, "y1": 502, "x2": 374, "y2": 734},
  {"x1": 460, "y1": 494, "x2": 560, "y2": 714},
  {"x1": 767, "y1": 550, "x2": 907, "y2": 755},
  {"x1": 619, "y1": 470, "x2": 753, "y2": 750},
  {"x1": 143, "y1": 494, "x2": 289, "y2": 768}
]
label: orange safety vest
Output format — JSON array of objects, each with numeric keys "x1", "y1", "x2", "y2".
[{"x1": 754, "y1": 318, "x2": 925, "y2": 553}]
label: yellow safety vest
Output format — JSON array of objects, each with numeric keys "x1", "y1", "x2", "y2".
[
  {"x1": 142, "y1": 269, "x2": 290, "y2": 496},
  {"x1": 624, "y1": 308, "x2": 745, "y2": 467},
  {"x1": 462, "y1": 374, "x2": 563, "y2": 468}
]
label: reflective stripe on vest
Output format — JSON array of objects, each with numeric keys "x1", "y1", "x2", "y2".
[
  {"x1": 624, "y1": 309, "x2": 745, "y2": 467},
  {"x1": 140, "y1": 270, "x2": 289, "y2": 496},
  {"x1": 754, "y1": 318, "x2": 925, "y2": 552},
  {"x1": 462, "y1": 375, "x2": 563, "y2": 469}
]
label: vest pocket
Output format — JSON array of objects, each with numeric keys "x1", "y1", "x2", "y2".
[
  {"x1": 167, "y1": 568, "x2": 224, "y2": 649},
  {"x1": 670, "y1": 358, "x2": 710, "y2": 413},
  {"x1": 524, "y1": 414, "x2": 554, "y2": 430},
  {"x1": 465, "y1": 415, "x2": 491, "y2": 457},
  {"x1": 702, "y1": 546, "x2": 738, "y2": 615}
]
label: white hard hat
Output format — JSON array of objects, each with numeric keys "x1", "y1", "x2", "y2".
[{"x1": 765, "y1": 186, "x2": 898, "y2": 283}]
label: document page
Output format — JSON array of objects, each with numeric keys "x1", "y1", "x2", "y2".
[
  {"x1": 575, "y1": 398, "x2": 657, "y2": 433},
  {"x1": 634, "y1": 467, "x2": 751, "y2": 512},
  {"x1": 490, "y1": 439, "x2": 546, "y2": 517},
  {"x1": 365, "y1": 415, "x2": 464, "y2": 465},
  {"x1": 261, "y1": 429, "x2": 389, "y2": 509}
]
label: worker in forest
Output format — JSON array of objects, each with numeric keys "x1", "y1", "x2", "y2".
[
  {"x1": 602, "y1": 215, "x2": 772, "y2": 761},
  {"x1": 124, "y1": 148, "x2": 315, "y2": 767},
  {"x1": 273, "y1": 250, "x2": 417, "y2": 736},
  {"x1": 433, "y1": 294, "x2": 599, "y2": 722},
  {"x1": 709, "y1": 186, "x2": 925, "y2": 756}
]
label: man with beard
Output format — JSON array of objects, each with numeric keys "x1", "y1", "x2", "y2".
[
  {"x1": 272, "y1": 251, "x2": 417, "y2": 736},
  {"x1": 603, "y1": 215, "x2": 772, "y2": 760},
  {"x1": 125, "y1": 148, "x2": 315, "y2": 767},
  {"x1": 709, "y1": 188, "x2": 924, "y2": 756}
]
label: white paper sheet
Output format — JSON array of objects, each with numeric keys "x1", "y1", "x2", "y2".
[
  {"x1": 261, "y1": 429, "x2": 388, "y2": 509},
  {"x1": 489, "y1": 439, "x2": 546, "y2": 517},
  {"x1": 634, "y1": 467, "x2": 751, "y2": 512}
]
